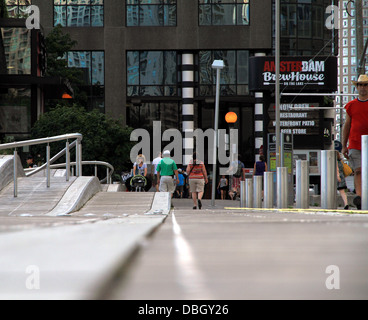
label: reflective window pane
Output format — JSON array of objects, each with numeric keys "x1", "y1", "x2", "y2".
[
  {"x1": 53, "y1": 0, "x2": 104, "y2": 27},
  {"x1": 126, "y1": 1, "x2": 177, "y2": 27}
]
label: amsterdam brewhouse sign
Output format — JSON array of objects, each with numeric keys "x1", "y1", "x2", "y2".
[{"x1": 249, "y1": 56, "x2": 337, "y2": 92}]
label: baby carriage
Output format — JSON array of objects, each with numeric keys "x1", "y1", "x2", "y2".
[{"x1": 128, "y1": 174, "x2": 153, "y2": 192}]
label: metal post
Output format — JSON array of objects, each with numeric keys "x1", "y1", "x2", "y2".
[
  {"x1": 78, "y1": 142, "x2": 82, "y2": 176},
  {"x1": 240, "y1": 180, "x2": 246, "y2": 207},
  {"x1": 107, "y1": 168, "x2": 110, "y2": 184},
  {"x1": 66, "y1": 141, "x2": 70, "y2": 181},
  {"x1": 362, "y1": 135, "x2": 368, "y2": 210},
  {"x1": 75, "y1": 140, "x2": 80, "y2": 177},
  {"x1": 46, "y1": 144, "x2": 50, "y2": 188},
  {"x1": 211, "y1": 62, "x2": 223, "y2": 207},
  {"x1": 245, "y1": 178, "x2": 253, "y2": 208},
  {"x1": 296, "y1": 160, "x2": 309, "y2": 209},
  {"x1": 13, "y1": 150, "x2": 18, "y2": 198},
  {"x1": 275, "y1": 0, "x2": 281, "y2": 168},
  {"x1": 263, "y1": 172, "x2": 274, "y2": 208},
  {"x1": 321, "y1": 150, "x2": 336, "y2": 209},
  {"x1": 253, "y1": 175, "x2": 263, "y2": 208},
  {"x1": 277, "y1": 167, "x2": 288, "y2": 208}
]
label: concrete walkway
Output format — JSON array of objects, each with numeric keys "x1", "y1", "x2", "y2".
[{"x1": 0, "y1": 175, "x2": 169, "y2": 299}]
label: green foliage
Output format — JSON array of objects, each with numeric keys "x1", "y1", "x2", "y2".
[
  {"x1": 0, "y1": 0, "x2": 8, "y2": 18},
  {"x1": 30, "y1": 105, "x2": 134, "y2": 177}
]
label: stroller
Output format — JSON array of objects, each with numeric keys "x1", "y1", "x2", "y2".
[{"x1": 129, "y1": 174, "x2": 148, "y2": 192}]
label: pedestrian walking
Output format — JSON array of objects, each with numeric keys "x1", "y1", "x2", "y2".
[
  {"x1": 156, "y1": 150, "x2": 179, "y2": 197},
  {"x1": 217, "y1": 175, "x2": 228, "y2": 200},
  {"x1": 151, "y1": 152, "x2": 162, "y2": 191},
  {"x1": 186, "y1": 152, "x2": 208, "y2": 209},
  {"x1": 133, "y1": 154, "x2": 147, "y2": 177},
  {"x1": 227, "y1": 154, "x2": 245, "y2": 201},
  {"x1": 336, "y1": 151, "x2": 349, "y2": 210},
  {"x1": 175, "y1": 168, "x2": 185, "y2": 198},
  {"x1": 341, "y1": 74, "x2": 368, "y2": 210},
  {"x1": 253, "y1": 155, "x2": 267, "y2": 177}
]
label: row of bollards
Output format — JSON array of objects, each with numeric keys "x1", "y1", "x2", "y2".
[{"x1": 239, "y1": 135, "x2": 368, "y2": 210}]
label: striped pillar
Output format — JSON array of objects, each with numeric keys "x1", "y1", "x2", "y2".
[
  {"x1": 254, "y1": 52, "x2": 266, "y2": 161},
  {"x1": 182, "y1": 53, "x2": 195, "y2": 165}
]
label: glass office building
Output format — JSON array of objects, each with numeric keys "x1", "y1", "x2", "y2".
[{"x1": 3, "y1": 0, "x2": 337, "y2": 167}]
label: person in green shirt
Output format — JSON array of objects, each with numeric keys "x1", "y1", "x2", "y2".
[{"x1": 156, "y1": 150, "x2": 179, "y2": 195}]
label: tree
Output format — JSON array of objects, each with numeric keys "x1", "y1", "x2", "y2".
[
  {"x1": 44, "y1": 25, "x2": 87, "y2": 109},
  {"x1": 30, "y1": 105, "x2": 134, "y2": 179}
]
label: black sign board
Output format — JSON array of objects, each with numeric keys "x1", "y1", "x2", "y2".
[{"x1": 249, "y1": 56, "x2": 337, "y2": 92}]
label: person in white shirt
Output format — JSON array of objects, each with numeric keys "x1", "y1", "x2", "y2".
[{"x1": 151, "y1": 152, "x2": 162, "y2": 191}]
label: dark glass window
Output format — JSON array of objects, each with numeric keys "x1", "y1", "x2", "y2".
[
  {"x1": 5, "y1": 0, "x2": 32, "y2": 17},
  {"x1": 127, "y1": 51, "x2": 178, "y2": 97},
  {"x1": 126, "y1": 0, "x2": 177, "y2": 26},
  {"x1": 1, "y1": 27, "x2": 31, "y2": 75},
  {"x1": 67, "y1": 51, "x2": 105, "y2": 111},
  {"x1": 198, "y1": 50, "x2": 249, "y2": 96},
  {"x1": 54, "y1": 0, "x2": 104, "y2": 27},
  {"x1": 277, "y1": 0, "x2": 335, "y2": 56},
  {"x1": 199, "y1": 0, "x2": 250, "y2": 26}
]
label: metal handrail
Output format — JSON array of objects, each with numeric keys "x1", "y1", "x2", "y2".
[
  {"x1": 26, "y1": 160, "x2": 115, "y2": 184},
  {"x1": 0, "y1": 133, "x2": 82, "y2": 150},
  {"x1": 0, "y1": 133, "x2": 83, "y2": 197}
]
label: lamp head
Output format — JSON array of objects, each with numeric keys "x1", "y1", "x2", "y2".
[{"x1": 211, "y1": 60, "x2": 225, "y2": 70}]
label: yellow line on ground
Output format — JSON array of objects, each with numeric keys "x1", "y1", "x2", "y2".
[{"x1": 224, "y1": 207, "x2": 368, "y2": 214}]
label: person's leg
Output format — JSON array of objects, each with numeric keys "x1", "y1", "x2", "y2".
[
  {"x1": 339, "y1": 189, "x2": 349, "y2": 209},
  {"x1": 192, "y1": 192, "x2": 197, "y2": 208}
]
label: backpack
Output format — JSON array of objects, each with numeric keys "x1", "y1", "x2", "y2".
[{"x1": 233, "y1": 161, "x2": 243, "y2": 178}]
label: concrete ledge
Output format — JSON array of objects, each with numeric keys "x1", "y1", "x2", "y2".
[
  {"x1": 46, "y1": 176, "x2": 101, "y2": 216},
  {"x1": 145, "y1": 192, "x2": 171, "y2": 215},
  {"x1": 0, "y1": 155, "x2": 25, "y2": 192},
  {"x1": 106, "y1": 183, "x2": 123, "y2": 192}
]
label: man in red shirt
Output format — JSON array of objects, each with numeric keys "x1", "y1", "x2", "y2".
[{"x1": 342, "y1": 74, "x2": 368, "y2": 210}]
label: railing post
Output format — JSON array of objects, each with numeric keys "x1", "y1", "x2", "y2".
[
  {"x1": 75, "y1": 140, "x2": 80, "y2": 177},
  {"x1": 263, "y1": 172, "x2": 274, "y2": 208},
  {"x1": 240, "y1": 180, "x2": 246, "y2": 207},
  {"x1": 321, "y1": 150, "x2": 336, "y2": 209},
  {"x1": 13, "y1": 149, "x2": 18, "y2": 198},
  {"x1": 253, "y1": 175, "x2": 263, "y2": 208},
  {"x1": 78, "y1": 141, "x2": 82, "y2": 177},
  {"x1": 296, "y1": 160, "x2": 309, "y2": 209},
  {"x1": 277, "y1": 167, "x2": 288, "y2": 208},
  {"x1": 245, "y1": 178, "x2": 253, "y2": 208},
  {"x1": 106, "y1": 167, "x2": 110, "y2": 184},
  {"x1": 362, "y1": 135, "x2": 368, "y2": 210},
  {"x1": 66, "y1": 141, "x2": 70, "y2": 181},
  {"x1": 46, "y1": 144, "x2": 50, "y2": 188}
]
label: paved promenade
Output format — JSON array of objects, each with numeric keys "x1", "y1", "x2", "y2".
[{"x1": 0, "y1": 175, "x2": 367, "y2": 299}]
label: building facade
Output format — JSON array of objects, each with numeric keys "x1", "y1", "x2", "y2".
[{"x1": 2, "y1": 0, "x2": 337, "y2": 169}]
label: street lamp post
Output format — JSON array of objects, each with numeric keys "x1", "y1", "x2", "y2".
[{"x1": 211, "y1": 60, "x2": 225, "y2": 207}]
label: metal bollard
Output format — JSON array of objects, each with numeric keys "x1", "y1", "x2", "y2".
[
  {"x1": 240, "y1": 180, "x2": 246, "y2": 207},
  {"x1": 362, "y1": 135, "x2": 368, "y2": 210},
  {"x1": 245, "y1": 178, "x2": 253, "y2": 208},
  {"x1": 277, "y1": 167, "x2": 288, "y2": 209},
  {"x1": 253, "y1": 175, "x2": 263, "y2": 208},
  {"x1": 321, "y1": 150, "x2": 336, "y2": 209},
  {"x1": 263, "y1": 172, "x2": 274, "y2": 208},
  {"x1": 296, "y1": 160, "x2": 309, "y2": 209}
]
